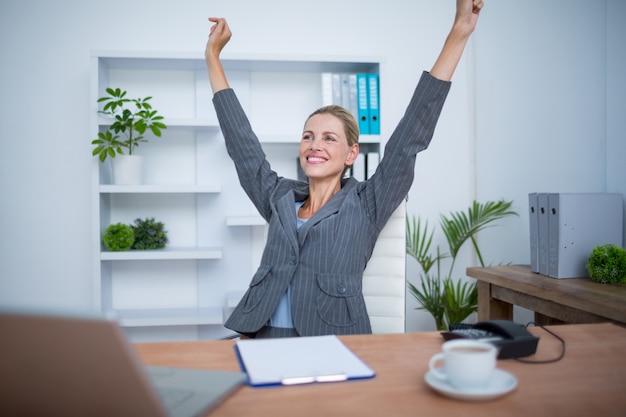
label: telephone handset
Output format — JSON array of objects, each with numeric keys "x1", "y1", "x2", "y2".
[{"x1": 441, "y1": 320, "x2": 539, "y2": 359}]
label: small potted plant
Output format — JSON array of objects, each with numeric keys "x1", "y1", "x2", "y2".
[
  {"x1": 586, "y1": 244, "x2": 626, "y2": 284},
  {"x1": 91, "y1": 87, "x2": 167, "y2": 185},
  {"x1": 131, "y1": 217, "x2": 169, "y2": 250},
  {"x1": 103, "y1": 223, "x2": 135, "y2": 251}
]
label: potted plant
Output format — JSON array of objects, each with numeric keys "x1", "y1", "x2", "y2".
[
  {"x1": 586, "y1": 244, "x2": 626, "y2": 284},
  {"x1": 406, "y1": 200, "x2": 518, "y2": 330},
  {"x1": 103, "y1": 223, "x2": 135, "y2": 251},
  {"x1": 130, "y1": 217, "x2": 169, "y2": 250},
  {"x1": 91, "y1": 87, "x2": 167, "y2": 185}
]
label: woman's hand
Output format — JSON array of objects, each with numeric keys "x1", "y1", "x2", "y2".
[
  {"x1": 429, "y1": 0, "x2": 484, "y2": 81},
  {"x1": 205, "y1": 17, "x2": 232, "y2": 62},
  {"x1": 205, "y1": 17, "x2": 232, "y2": 94},
  {"x1": 452, "y1": 0, "x2": 483, "y2": 38}
]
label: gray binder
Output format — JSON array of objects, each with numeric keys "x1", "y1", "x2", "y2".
[
  {"x1": 546, "y1": 193, "x2": 623, "y2": 278},
  {"x1": 537, "y1": 193, "x2": 550, "y2": 275},
  {"x1": 528, "y1": 193, "x2": 539, "y2": 272}
]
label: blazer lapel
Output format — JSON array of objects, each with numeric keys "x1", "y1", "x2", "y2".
[
  {"x1": 297, "y1": 179, "x2": 358, "y2": 247},
  {"x1": 275, "y1": 190, "x2": 300, "y2": 251}
]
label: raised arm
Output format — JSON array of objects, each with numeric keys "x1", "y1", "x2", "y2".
[
  {"x1": 430, "y1": 0, "x2": 483, "y2": 81},
  {"x1": 205, "y1": 17, "x2": 232, "y2": 94}
]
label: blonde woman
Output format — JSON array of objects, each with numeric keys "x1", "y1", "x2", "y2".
[{"x1": 205, "y1": 0, "x2": 484, "y2": 338}]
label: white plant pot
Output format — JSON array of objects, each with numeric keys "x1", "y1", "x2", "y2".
[{"x1": 112, "y1": 155, "x2": 143, "y2": 185}]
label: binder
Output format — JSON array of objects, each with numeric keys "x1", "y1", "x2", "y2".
[
  {"x1": 321, "y1": 73, "x2": 333, "y2": 106},
  {"x1": 347, "y1": 73, "x2": 358, "y2": 121},
  {"x1": 366, "y1": 151, "x2": 380, "y2": 179},
  {"x1": 367, "y1": 73, "x2": 380, "y2": 135},
  {"x1": 356, "y1": 73, "x2": 370, "y2": 134},
  {"x1": 340, "y1": 73, "x2": 351, "y2": 109},
  {"x1": 547, "y1": 193, "x2": 623, "y2": 278},
  {"x1": 234, "y1": 335, "x2": 376, "y2": 387},
  {"x1": 537, "y1": 193, "x2": 549, "y2": 275},
  {"x1": 528, "y1": 193, "x2": 539, "y2": 272},
  {"x1": 332, "y1": 73, "x2": 342, "y2": 105},
  {"x1": 351, "y1": 152, "x2": 366, "y2": 181}
]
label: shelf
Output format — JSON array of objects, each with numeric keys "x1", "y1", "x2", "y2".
[
  {"x1": 226, "y1": 216, "x2": 266, "y2": 226},
  {"x1": 93, "y1": 50, "x2": 381, "y2": 73},
  {"x1": 258, "y1": 134, "x2": 381, "y2": 145},
  {"x1": 98, "y1": 117, "x2": 219, "y2": 130},
  {"x1": 99, "y1": 184, "x2": 221, "y2": 194},
  {"x1": 110, "y1": 307, "x2": 223, "y2": 327},
  {"x1": 92, "y1": 50, "x2": 384, "y2": 339},
  {"x1": 100, "y1": 247, "x2": 223, "y2": 261}
]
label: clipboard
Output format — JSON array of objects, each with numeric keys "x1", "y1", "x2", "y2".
[{"x1": 234, "y1": 335, "x2": 376, "y2": 387}]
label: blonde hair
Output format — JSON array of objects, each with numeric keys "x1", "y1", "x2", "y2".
[{"x1": 305, "y1": 105, "x2": 359, "y2": 146}]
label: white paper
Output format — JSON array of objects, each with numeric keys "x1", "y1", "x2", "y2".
[{"x1": 235, "y1": 335, "x2": 376, "y2": 386}]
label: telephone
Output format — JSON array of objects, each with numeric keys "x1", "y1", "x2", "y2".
[{"x1": 441, "y1": 320, "x2": 539, "y2": 359}]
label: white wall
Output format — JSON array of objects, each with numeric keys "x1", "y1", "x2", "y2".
[
  {"x1": 1, "y1": 0, "x2": 624, "y2": 332},
  {"x1": 606, "y1": 0, "x2": 626, "y2": 206},
  {"x1": 472, "y1": 0, "x2": 626, "y2": 265}
]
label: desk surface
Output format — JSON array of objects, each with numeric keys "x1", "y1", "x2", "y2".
[
  {"x1": 136, "y1": 323, "x2": 626, "y2": 417},
  {"x1": 467, "y1": 264, "x2": 626, "y2": 324}
]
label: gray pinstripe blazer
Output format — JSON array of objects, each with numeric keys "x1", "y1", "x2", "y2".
[{"x1": 213, "y1": 71, "x2": 450, "y2": 337}]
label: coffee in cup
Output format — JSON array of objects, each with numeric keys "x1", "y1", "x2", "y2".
[{"x1": 428, "y1": 339, "x2": 498, "y2": 390}]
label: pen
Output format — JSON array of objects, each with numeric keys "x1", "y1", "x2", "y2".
[{"x1": 281, "y1": 373, "x2": 348, "y2": 385}]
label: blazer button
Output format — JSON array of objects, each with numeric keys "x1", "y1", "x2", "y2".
[
  {"x1": 337, "y1": 285, "x2": 346, "y2": 294},
  {"x1": 290, "y1": 255, "x2": 297, "y2": 265}
]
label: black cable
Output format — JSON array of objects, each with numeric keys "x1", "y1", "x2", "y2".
[{"x1": 513, "y1": 322, "x2": 566, "y2": 364}]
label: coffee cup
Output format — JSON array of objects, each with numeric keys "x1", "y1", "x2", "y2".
[{"x1": 428, "y1": 339, "x2": 498, "y2": 390}]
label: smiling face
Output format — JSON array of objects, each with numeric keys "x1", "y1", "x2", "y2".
[{"x1": 299, "y1": 109, "x2": 359, "y2": 182}]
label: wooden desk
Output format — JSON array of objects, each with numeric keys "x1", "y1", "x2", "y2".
[
  {"x1": 136, "y1": 323, "x2": 626, "y2": 417},
  {"x1": 467, "y1": 264, "x2": 626, "y2": 325}
]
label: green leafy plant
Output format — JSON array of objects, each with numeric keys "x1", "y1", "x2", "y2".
[
  {"x1": 586, "y1": 244, "x2": 626, "y2": 284},
  {"x1": 103, "y1": 223, "x2": 135, "y2": 251},
  {"x1": 131, "y1": 217, "x2": 168, "y2": 250},
  {"x1": 406, "y1": 200, "x2": 518, "y2": 330},
  {"x1": 91, "y1": 87, "x2": 167, "y2": 162}
]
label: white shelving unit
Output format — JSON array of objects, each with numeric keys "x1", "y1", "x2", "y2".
[{"x1": 91, "y1": 50, "x2": 382, "y2": 341}]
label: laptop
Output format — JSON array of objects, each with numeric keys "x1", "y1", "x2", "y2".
[{"x1": 0, "y1": 309, "x2": 246, "y2": 417}]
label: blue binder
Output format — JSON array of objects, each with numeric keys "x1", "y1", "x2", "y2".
[
  {"x1": 367, "y1": 73, "x2": 380, "y2": 135},
  {"x1": 356, "y1": 73, "x2": 369, "y2": 135}
]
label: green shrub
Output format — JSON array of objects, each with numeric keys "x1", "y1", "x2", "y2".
[
  {"x1": 586, "y1": 244, "x2": 626, "y2": 284},
  {"x1": 131, "y1": 217, "x2": 168, "y2": 250},
  {"x1": 103, "y1": 223, "x2": 135, "y2": 251}
]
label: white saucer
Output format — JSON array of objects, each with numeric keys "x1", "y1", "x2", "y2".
[{"x1": 424, "y1": 368, "x2": 517, "y2": 401}]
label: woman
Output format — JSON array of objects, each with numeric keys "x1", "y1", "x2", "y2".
[{"x1": 206, "y1": 0, "x2": 484, "y2": 338}]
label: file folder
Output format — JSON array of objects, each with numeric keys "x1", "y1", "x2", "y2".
[
  {"x1": 528, "y1": 193, "x2": 539, "y2": 272},
  {"x1": 357, "y1": 73, "x2": 370, "y2": 134},
  {"x1": 332, "y1": 73, "x2": 342, "y2": 105},
  {"x1": 547, "y1": 193, "x2": 623, "y2": 278},
  {"x1": 366, "y1": 151, "x2": 380, "y2": 180},
  {"x1": 321, "y1": 72, "x2": 333, "y2": 106},
  {"x1": 351, "y1": 152, "x2": 366, "y2": 181},
  {"x1": 340, "y1": 73, "x2": 351, "y2": 110},
  {"x1": 234, "y1": 335, "x2": 376, "y2": 387},
  {"x1": 537, "y1": 193, "x2": 549, "y2": 275},
  {"x1": 367, "y1": 73, "x2": 380, "y2": 135},
  {"x1": 347, "y1": 73, "x2": 358, "y2": 121}
]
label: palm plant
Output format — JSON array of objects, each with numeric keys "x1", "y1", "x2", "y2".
[{"x1": 406, "y1": 199, "x2": 518, "y2": 330}]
